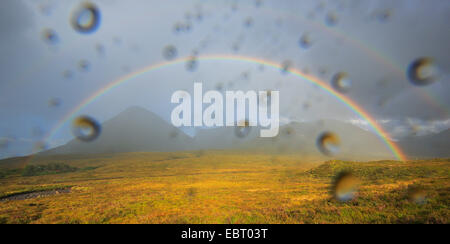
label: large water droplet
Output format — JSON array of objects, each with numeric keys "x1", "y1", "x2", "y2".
[
  {"x1": 71, "y1": 2, "x2": 101, "y2": 34},
  {"x1": 332, "y1": 171, "x2": 359, "y2": 202},
  {"x1": 317, "y1": 132, "x2": 340, "y2": 156},
  {"x1": 407, "y1": 57, "x2": 440, "y2": 86},
  {"x1": 72, "y1": 116, "x2": 101, "y2": 142},
  {"x1": 407, "y1": 185, "x2": 427, "y2": 205},
  {"x1": 331, "y1": 72, "x2": 352, "y2": 93}
]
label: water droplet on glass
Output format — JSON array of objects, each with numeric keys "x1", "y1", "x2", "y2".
[
  {"x1": 235, "y1": 120, "x2": 251, "y2": 138},
  {"x1": 299, "y1": 33, "x2": 312, "y2": 49},
  {"x1": 281, "y1": 60, "x2": 293, "y2": 74},
  {"x1": 282, "y1": 127, "x2": 295, "y2": 137},
  {"x1": 184, "y1": 22, "x2": 192, "y2": 32},
  {"x1": 231, "y1": 3, "x2": 238, "y2": 12},
  {"x1": 407, "y1": 185, "x2": 427, "y2": 205},
  {"x1": 63, "y1": 70, "x2": 74, "y2": 79},
  {"x1": 39, "y1": 4, "x2": 53, "y2": 16},
  {"x1": 72, "y1": 116, "x2": 101, "y2": 142},
  {"x1": 317, "y1": 131, "x2": 340, "y2": 156},
  {"x1": 318, "y1": 67, "x2": 328, "y2": 77},
  {"x1": 95, "y1": 43, "x2": 105, "y2": 56},
  {"x1": 331, "y1": 72, "x2": 351, "y2": 93},
  {"x1": 196, "y1": 13, "x2": 203, "y2": 22},
  {"x1": 332, "y1": 171, "x2": 359, "y2": 202},
  {"x1": 71, "y1": 2, "x2": 101, "y2": 34},
  {"x1": 375, "y1": 9, "x2": 392, "y2": 22},
  {"x1": 244, "y1": 17, "x2": 253, "y2": 27},
  {"x1": 407, "y1": 57, "x2": 440, "y2": 86},
  {"x1": 42, "y1": 28, "x2": 59, "y2": 45},
  {"x1": 163, "y1": 45, "x2": 178, "y2": 61},
  {"x1": 174, "y1": 22, "x2": 184, "y2": 33},
  {"x1": 303, "y1": 102, "x2": 311, "y2": 110},
  {"x1": 186, "y1": 56, "x2": 198, "y2": 72},
  {"x1": 232, "y1": 43, "x2": 240, "y2": 52},
  {"x1": 48, "y1": 98, "x2": 62, "y2": 108},
  {"x1": 215, "y1": 83, "x2": 224, "y2": 92},
  {"x1": 325, "y1": 12, "x2": 339, "y2": 26},
  {"x1": 33, "y1": 141, "x2": 48, "y2": 153},
  {"x1": 78, "y1": 60, "x2": 90, "y2": 72}
]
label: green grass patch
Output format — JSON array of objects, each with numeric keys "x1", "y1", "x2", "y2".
[{"x1": 22, "y1": 163, "x2": 78, "y2": 177}]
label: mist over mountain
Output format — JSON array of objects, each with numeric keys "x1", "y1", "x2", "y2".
[
  {"x1": 41, "y1": 107, "x2": 448, "y2": 160},
  {"x1": 42, "y1": 106, "x2": 194, "y2": 155},
  {"x1": 247, "y1": 120, "x2": 397, "y2": 160},
  {"x1": 398, "y1": 129, "x2": 450, "y2": 158}
]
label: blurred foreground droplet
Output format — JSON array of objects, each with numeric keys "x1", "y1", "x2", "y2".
[
  {"x1": 244, "y1": 17, "x2": 254, "y2": 27},
  {"x1": 78, "y1": 60, "x2": 90, "y2": 72},
  {"x1": 299, "y1": 33, "x2": 312, "y2": 49},
  {"x1": 48, "y1": 98, "x2": 62, "y2": 108},
  {"x1": 235, "y1": 120, "x2": 251, "y2": 138},
  {"x1": 331, "y1": 72, "x2": 352, "y2": 93},
  {"x1": 407, "y1": 185, "x2": 427, "y2": 205},
  {"x1": 63, "y1": 70, "x2": 74, "y2": 79},
  {"x1": 33, "y1": 141, "x2": 48, "y2": 153},
  {"x1": 325, "y1": 12, "x2": 339, "y2": 26},
  {"x1": 332, "y1": 171, "x2": 359, "y2": 202},
  {"x1": 407, "y1": 57, "x2": 440, "y2": 86},
  {"x1": 72, "y1": 116, "x2": 101, "y2": 142},
  {"x1": 71, "y1": 2, "x2": 101, "y2": 34},
  {"x1": 186, "y1": 56, "x2": 198, "y2": 72},
  {"x1": 317, "y1": 132, "x2": 340, "y2": 156},
  {"x1": 42, "y1": 28, "x2": 59, "y2": 45},
  {"x1": 281, "y1": 60, "x2": 293, "y2": 74}
]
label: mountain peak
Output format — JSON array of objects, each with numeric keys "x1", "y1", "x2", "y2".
[{"x1": 122, "y1": 106, "x2": 151, "y2": 114}]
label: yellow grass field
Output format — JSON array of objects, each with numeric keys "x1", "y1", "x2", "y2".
[{"x1": 0, "y1": 151, "x2": 448, "y2": 224}]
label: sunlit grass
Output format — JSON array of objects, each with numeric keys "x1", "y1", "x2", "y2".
[{"x1": 0, "y1": 152, "x2": 448, "y2": 224}]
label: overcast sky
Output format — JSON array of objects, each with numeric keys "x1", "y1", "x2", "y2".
[{"x1": 0, "y1": 0, "x2": 449, "y2": 159}]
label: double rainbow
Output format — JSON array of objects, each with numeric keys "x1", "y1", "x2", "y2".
[{"x1": 42, "y1": 55, "x2": 407, "y2": 161}]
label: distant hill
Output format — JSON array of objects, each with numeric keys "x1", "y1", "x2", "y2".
[
  {"x1": 35, "y1": 106, "x2": 448, "y2": 160},
  {"x1": 42, "y1": 106, "x2": 194, "y2": 155},
  {"x1": 245, "y1": 120, "x2": 395, "y2": 161},
  {"x1": 398, "y1": 129, "x2": 450, "y2": 158}
]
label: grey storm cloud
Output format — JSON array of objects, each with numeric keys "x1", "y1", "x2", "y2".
[
  {"x1": 0, "y1": 0, "x2": 34, "y2": 40},
  {"x1": 0, "y1": 0, "x2": 449, "y2": 158}
]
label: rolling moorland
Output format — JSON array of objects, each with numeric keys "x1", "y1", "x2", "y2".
[{"x1": 0, "y1": 151, "x2": 448, "y2": 224}]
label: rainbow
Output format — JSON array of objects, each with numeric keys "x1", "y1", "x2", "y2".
[
  {"x1": 17, "y1": 2, "x2": 447, "y2": 117},
  {"x1": 253, "y1": 4, "x2": 449, "y2": 117},
  {"x1": 42, "y1": 54, "x2": 407, "y2": 161}
]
